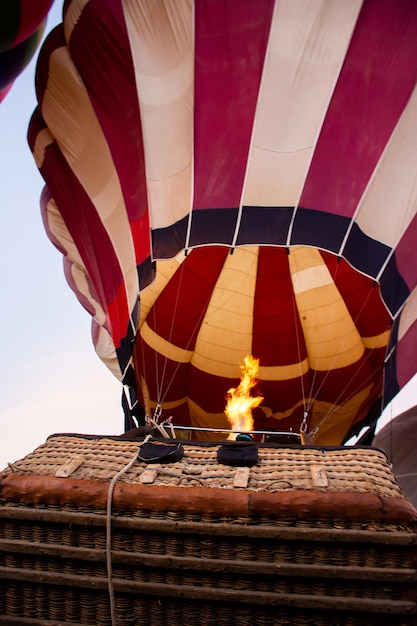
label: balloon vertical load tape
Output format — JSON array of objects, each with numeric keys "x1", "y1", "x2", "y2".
[{"x1": 54, "y1": 455, "x2": 84, "y2": 478}]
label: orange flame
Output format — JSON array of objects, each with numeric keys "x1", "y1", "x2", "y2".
[{"x1": 225, "y1": 355, "x2": 264, "y2": 439}]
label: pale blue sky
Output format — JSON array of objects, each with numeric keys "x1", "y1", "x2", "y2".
[
  {"x1": 0, "y1": 1, "x2": 415, "y2": 469},
  {"x1": 0, "y1": 1, "x2": 121, "y2": 469}
]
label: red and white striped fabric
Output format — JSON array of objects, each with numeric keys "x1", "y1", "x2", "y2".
[{"x1": 27, "y1": 0, "x2": 417, "y2": 444}]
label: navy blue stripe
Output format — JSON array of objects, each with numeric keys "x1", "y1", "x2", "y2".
[
  {"x1": 343, "y1": 222, "x2": 389, "y2": 279},
  {"x1": 116, "y1": 297, "x2": 139, "y2": 374},
  {"x1": 188, "y1": 208, "x2": 239, "y2": 247},
  {"x1": 290, "y1": 208, "x2": 349, "y2": 253},
  {"x1": 236, "y1": 206, "x2": 292, "y2": 245},
  {"x1": 137, "y1": 256, "x2": 155, "y2": 291},
  {"x1": 152, "y1": 215, "x2": 188, "y2": 259},
  {"x1": 150, "y1": 206, "x2": 409, "y2": 318},
  {"x1": 379, "y1": 255, "x2": 410, "y2": 316}
]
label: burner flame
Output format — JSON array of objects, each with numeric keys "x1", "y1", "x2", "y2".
[{"x1": 225, "y1": 355, "x2": 263, "y2": 440}]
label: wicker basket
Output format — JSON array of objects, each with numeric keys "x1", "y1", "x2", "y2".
[{"x1": 0, "y1": 433, "x2": 416, "y2": 626}]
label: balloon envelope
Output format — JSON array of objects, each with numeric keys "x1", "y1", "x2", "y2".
[
  {"x1": 27, "y1": 0, "x2": 417, "y2": 444},
  {"x1": 0, "y1": 0, "x2": 53, "y2": 102},
  {"x1": 373, "y1": 408, "x2": 417, "y2": 509}
]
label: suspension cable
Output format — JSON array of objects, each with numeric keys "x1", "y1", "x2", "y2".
[
  {"x1": 288, "y1": 248, "x2": 309, "y2": 418},
  {"x1": 155, "y1": 259, "x2": 187, "y2": 404},
  {"x1": 303, "y1": 257, "x2": 343, "y2": 416},
  {"x1": 152, "y1": 251, "x2": 231, "y2": 412},
  {"x1": 309, "y1": 343, "x2": 388, "y2": 439},
  {"x1": 302, "y1": 271, "x2": 384, "y2": 435}
]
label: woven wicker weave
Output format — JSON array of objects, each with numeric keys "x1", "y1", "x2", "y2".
[
  {"x1": 0, "y1": 434, "x2": 416, "y2": 626},
  {"x1": 2, "y1": 434, "x2": 404, "y2": 497}
]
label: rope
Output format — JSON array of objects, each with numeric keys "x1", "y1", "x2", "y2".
[
  {"x1": 288, "y1": 252, "x2": 309, "y2": 416},
  {"x1": 157, "y1": 261, "x2": 186, "y2": 399},
  {"x1": 302, "y1": 257, "x2": 342, "y2": 416},
  {"x1": 106, "y1": 446, "x2": 144, "y2": 626},
  {"x1": 308, "y1": 362, "x2": 382, "y2": 440},
  {"x1": 151, "y1": 255, "x2": 217, "y2": 413}
]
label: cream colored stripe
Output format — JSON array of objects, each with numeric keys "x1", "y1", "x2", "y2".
[
  {"x1": 398, "y1": 286, "x2": 417, "y2": 342},
  {"x1": 32, "y1": 127, "x2": 54, "y2": 168},
  {"x1": 191, "y1": 355, "x2": 242, "y2": 380},
  {"x1": 362, "y1": 329, "x2": 390, "y2": 350},
  {"x1": 139, "y1": 253, "x2": 186, "y2": 326},
  {"x1": 243, "y1": 0, "x2": 363, "y2": 206},
  {"x1": 44, "y1": 196, "x2": 121, "y2": 380},
  {"x1": 123, "y1": 0, "x2": 193, "y2": 230},
  {"x1": 258, "y1": 359, "x2": 309, "y2": 381},
  {"x1": 355, "y1": 85, "x2": 417, "y2": 249},
  {"x1": 42, "y1": 47, "x2": 138, "y2": 315},
  {"x1": 292, "y1": 264, "x2": 333, "y2": 294},
  {"x1": 188, "y1": 399, "x2": 231, "y2": 440},
  {"x1": 133, "y1": 53, "x2": 193, "y2": 107},
  {"x1": 309, "y1": 384, "x2": 374, "y2": 445},
  {"x1": 192, "y1": 248, "x2": 257, "y2": 377},
  {"x1": 44, "y1": 196, "x2": 106, "y2": 325},
  {"x1": 63, "y1": 0, "x2": 89, "y2": 42},
  {"x1": 258, "y1": 399, "x2": 307, "y2": 423},
  {"x1": 148, "y1": 397, "x2": 188, "y2": 410},
  {"x1": 289, "y1": 248, "x2": 364, "y2": 370},
  {"x1": 294, "y1": 288, "x2": 364, "y2": 370},
  {"x1": 93, "y1": 324, "x2": 122, "y2": 381},
  {"x1": 191, "y1": 355, "x2": 311, "y2": 381},
  {"x1": 140, "y1": 320, "x2": 193, "y2": 363}
]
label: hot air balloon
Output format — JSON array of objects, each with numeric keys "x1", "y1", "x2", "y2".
[
  {"x1": 1, "y1": 4, "x2": 416, "y2": 624},
  {"x1": 26, "y1": 0, "x2": 417, "y2": 447},
  {"x1": 0, "y1": 0, "x2": 53, "y2": 102}
]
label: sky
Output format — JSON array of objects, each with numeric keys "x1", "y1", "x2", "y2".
[
  {"x1": 1, "y1": 0, "x2": 416, "y2": 471},
  {"x1": 0, "y1": 1, "x2": 122, "y2": 470}
]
